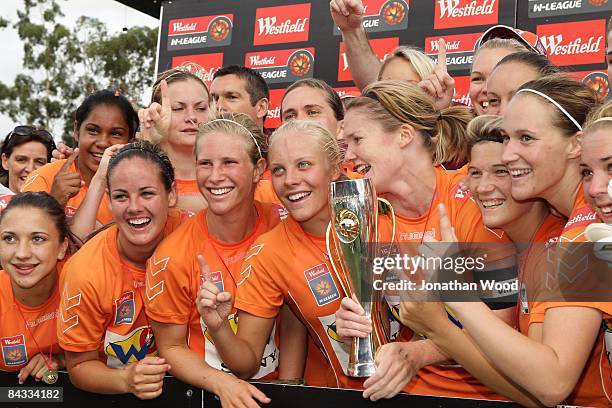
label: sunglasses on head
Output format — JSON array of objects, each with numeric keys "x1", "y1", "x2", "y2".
[{"x1": 7, "y1": 125, "x2": 56, "y2": 150}]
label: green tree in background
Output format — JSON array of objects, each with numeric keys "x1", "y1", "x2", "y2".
[{"x1": 0, "y1": 0, "x2": 158, "y2": 146}]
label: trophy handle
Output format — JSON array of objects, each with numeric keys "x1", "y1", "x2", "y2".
[
  {"x1": 376, "y1": 197, "x2": 396, "y2": 245},
  {"x1": 326, "y1": 222, "x2": 351, "y2": 297}
]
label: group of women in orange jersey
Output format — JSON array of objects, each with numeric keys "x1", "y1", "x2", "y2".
[{"x1": 0, "y1": 2, "x2": 610, "y2": 405}]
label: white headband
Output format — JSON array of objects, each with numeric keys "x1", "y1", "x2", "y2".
[
  {"x1": 517, "y1": 88, "x2": 582, "y2": 131},
  {"x1": 206, "y1": 118, "x2": 263, "y2": 159}
]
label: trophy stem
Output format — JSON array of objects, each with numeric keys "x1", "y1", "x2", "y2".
[{"x1": 348, "y1": 313, "x2": 377, "y2": 377}]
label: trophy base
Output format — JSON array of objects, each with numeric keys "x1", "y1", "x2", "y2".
[{"x1": 348, "y1": 361, "x2": 376, "y2": 377}]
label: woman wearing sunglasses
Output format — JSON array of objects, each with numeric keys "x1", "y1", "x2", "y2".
[{"x1": 0, "y1": 126, "x2": 56, "y2": 195}]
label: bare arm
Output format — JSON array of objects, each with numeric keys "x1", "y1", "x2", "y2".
[
  {"x1": 65, "y1": 350, "x2": 168, "y2": 399},
  {"x1": 151, "y1": 321, "x2": 270, "y2": 407},
  {"x1": 447, "y1": 302, "x2": 601, "y2": 406},
  {"x1": 70, "y1": 144, "x2": 124, "y2": 241},
  {"x1": 401, "y1": 302, "x2": 541, "y2": 407},
  {"x1": 277, "y1": 305, "x2": 307, "y2": 381},
  {"x1": 330, "y1": 0, "x2": 381, "y2": 89}
]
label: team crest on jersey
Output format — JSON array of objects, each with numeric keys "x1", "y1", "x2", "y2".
[
  {"x1": 304, "y1": 263, "x2": 340, "y2": 306},
  {"x1": 114, "y1": 291, "x2": 135, "y2": 325},
  {"x1": 104, "y1": 326, "x2": 157, "y2": 368},
  {"x1": 1, "y1": 335, "x2": 27, "y2": 366},
  {"x1": 208, "y1": 271, "x2": 224, "y2": 292}
]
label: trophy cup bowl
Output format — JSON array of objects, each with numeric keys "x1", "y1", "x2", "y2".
[{"x1": 329, "y1": 178, "x2": 387, "y2": 377}]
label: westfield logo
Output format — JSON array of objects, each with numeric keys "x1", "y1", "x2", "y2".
[
  {"x1": 172, "y1": 22, "x2": 197, "y2": 33},
  {"x1": 257, "y1": 17, "x2": 308, "y2": 36},
  {"x1": 438, "y1": 0, "x2": 496, "y2": 18},
  {"x1": 249, "y1": 55, "x2": 276, "y2": 66},
  {"x1": 540, "y1": 34, "x2": 603, "y2": 56}
]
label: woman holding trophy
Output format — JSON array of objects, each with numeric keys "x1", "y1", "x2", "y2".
[
  {"x1": 196, "y1": 120, "x2": 406, "y2": 391},
  {"x1": 336, "y1": 80, "x2": 517, "y2": 401}
]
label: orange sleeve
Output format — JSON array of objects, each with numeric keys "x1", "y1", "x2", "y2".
[
  {"x1": 57, "y1": 254, "x2": 110, "y2": 352},
  {"x1": 234, "y1": 237, "x2": 285, "y2": 319},
  {"x1": 532, "y1": 302, "x2": 612, "y2": 317},
  {"x1": 145, "y1": 231, "x2": 196, "y2": 324},
  {"x1": 21, "y1": 160, "x2": 65, "y2": 193}
]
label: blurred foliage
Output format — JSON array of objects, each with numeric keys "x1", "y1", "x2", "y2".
[{"x1": 0, "y1": 0, "x2": 158, "y2": 146}]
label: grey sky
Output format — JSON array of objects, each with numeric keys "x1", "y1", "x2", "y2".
[{"x1": 0, "y1": 0, "x2": 159, "y2": 139}]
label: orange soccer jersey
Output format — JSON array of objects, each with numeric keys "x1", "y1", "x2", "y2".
[
  {"x1": 520, "y1": 191, "x2": 611, "y2": 407},
  {"x1": 379, "y1": 167, "x2": 513, "y2": 400},
  {"x1": 254, "y1": 180, "x2": 281, "y2": 204},
  {"x1": 58, "y1": 212, "x2": 184, "y2": 367},
  {"x1": 0, "y1": 271, "x2": 60, "y2": 371},
  {"x1": 21, "y1": 159, "x2": 113, "y2": 224},
  {"x1": 144, "y1": 202, "x2": 283, "y2": 378},
  {"x1": 234, "y1": 216, "x2": 359, "y2": 389}
]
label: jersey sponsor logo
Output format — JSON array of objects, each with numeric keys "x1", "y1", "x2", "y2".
[
  {"x1": 451, "y1": 182, "x2": 471, "y2": 201},
  {"x1": 528, "y1": 0, "x2": 612, "y2": 18},
  {"x1": 104, "y1": 326, "x2": 156, "y2": 368},
  {"x1": 537, "y1": 20, "x2": 605, "y2": 66},
  {"x1": 114, "y1": 291, "x2": 135, "y2": 325},
  {"x1": 146, "y1": 253, "x2": 170, "y2": 301},
  {"x1": 59, "y1": 284, "x2": 82, "y2": 333},
  {"x1": 434, "y1": 0, "x2": 498, "y2": 29},
  {"x1": 1, "y1": 335, "x2": 27, "y2": 366},
  {"x1": 425, "y1": 32, "x2": 482, "y2": 71},
  {"x1": 338, "y1": 37, "x2": 399, "y2": 82},
  {"x1": 171, "y1": 53, "x2": 224, "y2": 87},
  {"x1": 167, "y1": 14, "x2": 233, "y2": 51},
  {"x1": 254, "y1": 3, "x2": 310, "y2": 46},
  {"x1": 333, "y1": 0, "x2": 409, "y2": 35},
  {"x1": 245, "y1": 48, "x2": 315, "y2": 84},
  {"x1": 304, "y1": 263, "x2": 340, "y2": 306},
  {"x1": 209, "y1": 271, "x2": 224, "y2": 292}
]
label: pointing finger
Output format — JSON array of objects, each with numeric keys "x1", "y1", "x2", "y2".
[{"x1": 436, "y1": 38, "x2": 447, "y2": 71}]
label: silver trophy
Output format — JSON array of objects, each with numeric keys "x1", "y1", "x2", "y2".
[{"x1": 328, "y1": 178, "x2": 388, "y2": 377}]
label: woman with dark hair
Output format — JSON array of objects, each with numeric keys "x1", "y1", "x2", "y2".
[
  {"x1": 0, "y1": 126, "x2": 56, "y2": 195},
  {"x1": 58, "y1": 140, "x2": 187, "y2": 399},
  {"x1": 485, "y1": 52, "x2": 560, "y2": 116},
  {"x1": 0, "y1": 192, "x2": 69, "y2": 384},
  {"x1": 22, "y1": 90, "x2": 138, "y2": 225}
]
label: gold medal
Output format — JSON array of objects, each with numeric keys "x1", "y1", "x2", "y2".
[{"x1": 43, "y1": 370, "x2": 58, "y2": 385}]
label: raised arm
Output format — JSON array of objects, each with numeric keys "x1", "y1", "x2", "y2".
[{"x1": 330, "y1": 0, "x2": 381, "y2": 89}]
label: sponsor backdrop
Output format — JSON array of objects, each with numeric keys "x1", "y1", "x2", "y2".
[{"x1": 156, "y1": 0, "x2": 611, "y2": 128}]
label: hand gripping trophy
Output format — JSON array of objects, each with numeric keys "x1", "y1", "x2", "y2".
[{"x1": 326, "y1": 178, "x2": 395, "y2": 377}]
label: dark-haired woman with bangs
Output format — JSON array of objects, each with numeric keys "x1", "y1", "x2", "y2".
[
  {"x1": 0, "y1": 126, "x2": 56, "y2": 195},
  {"x1": 57, "y1": 141, "x2": 187, "y2": 399},
  {"x1": 22, "y1": 90, "x2": 138, "y2": 225}
]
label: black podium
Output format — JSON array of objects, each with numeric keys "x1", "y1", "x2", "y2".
[{"x1": 0, "y1": 371, "x2": 521, "y2": 407}]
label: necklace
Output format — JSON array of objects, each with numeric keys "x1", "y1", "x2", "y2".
[{"x1": 13, "y1": 299, "x2": 57, "y2": 385}]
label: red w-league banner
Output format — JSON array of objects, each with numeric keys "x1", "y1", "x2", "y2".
[
  {"x1": 332, "y1": 0, "x2": 410, "y2": 35},
  {"x1": 537, "y1": 19, "x2": 606, "y2": 67},
  {"x1": 253, "y1": 3, "x2": 311, "y2": 46},
  {"x1": 434, "y1": 0, "x2": 499, "y2": 29},
  {"x1": 245, "y1": 48, "x2": 315, "y2": 84},
  {"x1": 167, "y1": 14, "x2": 234, "y2": 51},
  {"x1": 425, "y1": 32, "x2": 483, "y2": 72},
  {"x1": 338, "y1": 37, "x2": 399, "y2": 82},
  {"x1": 265, "y1": 88, "x2": 286, "y2": 129},
  {"x1": 171, "y1": 53, "x2": 224, "y2": 87}
]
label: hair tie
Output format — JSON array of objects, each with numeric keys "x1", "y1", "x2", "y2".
[
  {"x1": 206, "y1": 118, "x2": 263, "y2": 159},
  {"x1": 516, "y1": 88, "x2": 582, "y2": 131}
]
